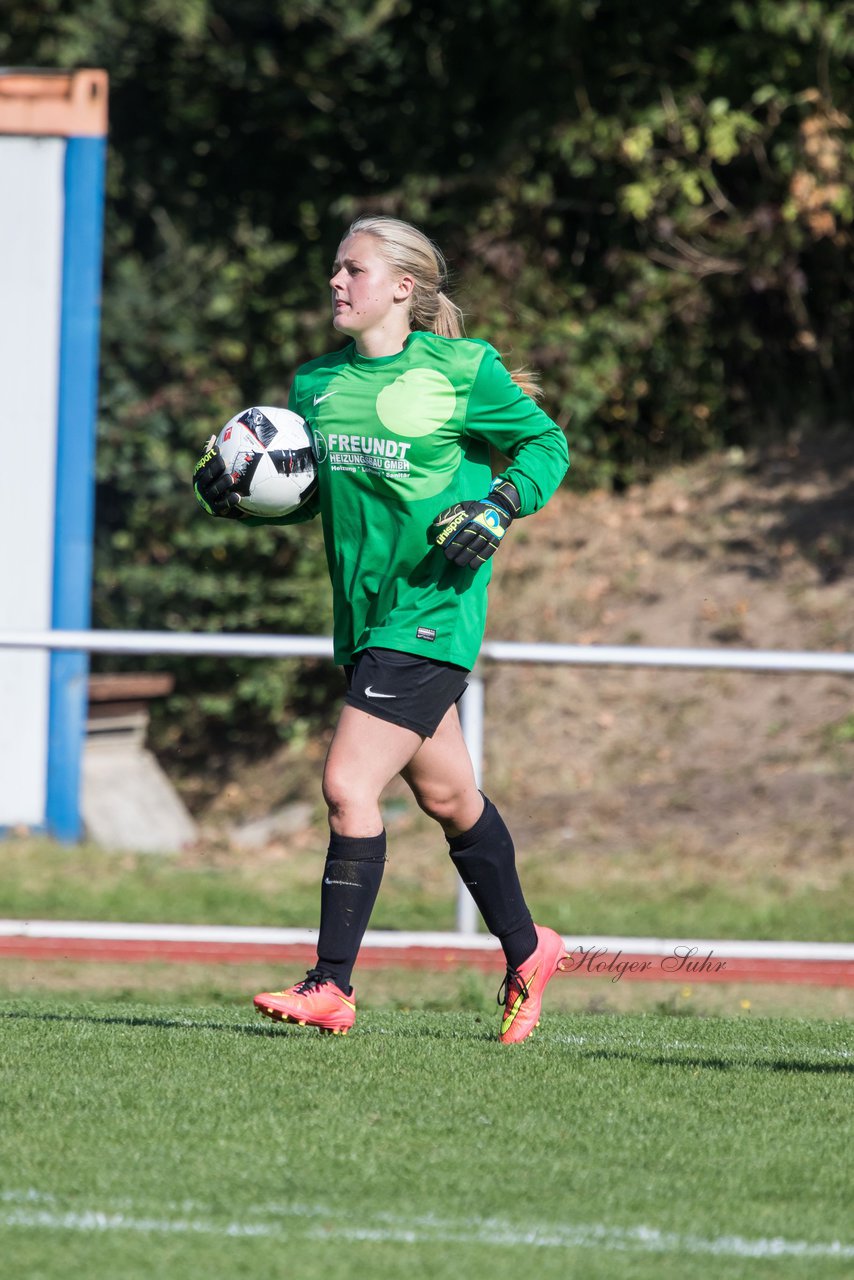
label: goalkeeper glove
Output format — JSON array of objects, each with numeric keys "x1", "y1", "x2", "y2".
[
  {"x1": 193, "y1": 436, "x2": 246, "y2": 518},
  {"x1": 430, "y1": 478, "x2": 521, "y2": 569}
]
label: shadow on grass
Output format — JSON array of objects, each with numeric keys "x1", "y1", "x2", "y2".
[
  {"x1": 0, "y1": 1007, "x2": 499, "y2": 1045},
  {"x1": 0, "y1": 1006, "x2": 504, "y2": 1046},
  {"x1": 7, "y1": 1009, "x2": 849, "y2": 1064},
  {"x1": 0, "y1": 1008, "x2": 282, "y2": 1038},
  {"x1": 577, "y1": 1046, "x2": 854, "y2": 1076}
]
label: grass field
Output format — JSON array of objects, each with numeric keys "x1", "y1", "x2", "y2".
[
  {"x1": 1, "y1": 997, "x2": 852, "y2": 1279},
  {"x1": 2, "y1": 827, "x2": 852, "y2": 1277},
  {"x1": 3, "y1": 834, "x2": 853, "y2": 942}
]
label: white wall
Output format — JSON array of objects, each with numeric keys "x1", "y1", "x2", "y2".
[{"x1": 0, "y1": 136, "x2": 64, "y2": 826}]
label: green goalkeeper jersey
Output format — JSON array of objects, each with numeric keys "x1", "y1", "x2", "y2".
[{"x1": 279, "y1": 330, "x2": 569, "y2": 668}]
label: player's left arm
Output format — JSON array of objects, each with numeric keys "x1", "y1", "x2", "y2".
[
  {"x1": 464, "y1": 346, "x2": 570, "y2": 514},
  {"x1": 430, "y1": 347, "x2": 569, "y2": 569}
]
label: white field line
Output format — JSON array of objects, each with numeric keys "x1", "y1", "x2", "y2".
[
  {"x1": 547, "y1": 1032, "x2": 854, "y2": 1060},
  {"x1": 0, "y1": 1191, "x2": 851, "y2": 1259},
  {"x1": 357, "y1": 1024, "x2": 854, "y2": 1061},
  {"x1": 355, "y1": 1024, "x2": 854, "y2": 1062},
  {"x1": 1, "y1": 920, "x2": 852, "y2": 962}
]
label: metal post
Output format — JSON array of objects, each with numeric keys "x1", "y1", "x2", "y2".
[
  {"x1": 3, "y1": 630, "x2": 854, "y2": 940},
  {"x1": 456, "y1": 665, "x2": 485, "y2": 934}
]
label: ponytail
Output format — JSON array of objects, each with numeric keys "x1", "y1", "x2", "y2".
[
  {"x1": 508, "y1": 367, "x2": 543, "y2": 401},
  {"x1": 343, "y1": 214, "x2": 542, "y2": 397},
  {"x1": 432, "y1": 290, "x2": 465, "y2": 339},
  {"x1": 345, "y1": 215, "x2": 460, "y2": 338}
]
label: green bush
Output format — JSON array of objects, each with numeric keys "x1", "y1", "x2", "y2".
[{"x1": 3, "y1": 0, "x2": 851, "y2": 757}]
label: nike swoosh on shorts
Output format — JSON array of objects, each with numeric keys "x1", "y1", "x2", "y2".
[{"x1": 364, "y1": 686, "x2": 397, "y2": 699}]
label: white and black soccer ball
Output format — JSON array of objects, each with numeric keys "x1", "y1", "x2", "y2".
[{"x1": 216, "y1": 406, "x2": 317, "y2": 517}]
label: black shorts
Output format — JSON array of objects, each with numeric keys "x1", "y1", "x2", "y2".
[{"x1": 343, "y1": 647, "x2": 469, "y2": 737}]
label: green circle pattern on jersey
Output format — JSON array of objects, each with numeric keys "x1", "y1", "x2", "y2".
[
  {"x1": 376, "y1": 368, "x2": 456, "y2": 437},
  {"x1": 373, "y1": 368, "x2": 461, "y2": 501}
]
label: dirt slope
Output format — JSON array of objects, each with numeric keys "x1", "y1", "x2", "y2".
[
  {"x1": 208, "y1": 429, "x2": 854, "y2": 888},
  {"x1": 481, "y1": 428, "x2": 854, "y2": 875}
]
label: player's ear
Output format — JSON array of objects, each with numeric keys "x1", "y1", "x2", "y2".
[{"x1": 394, "y1": 273, "x2": 415, "y2": 303}]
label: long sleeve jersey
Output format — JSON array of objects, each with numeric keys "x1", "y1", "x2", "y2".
[{"x1": 276, "y1": 329, "x2": 569, "y2": 669}]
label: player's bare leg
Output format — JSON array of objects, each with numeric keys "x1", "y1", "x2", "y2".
[
  {"x1": 254, "y1": 707, "x2": 428, "y2": 1030},
  {"x1": 400, "y1": 702, "x2": 484, "y2": 836},
  {"x1": 322, "y1": 704, "x2": 426, "y2": 835}
]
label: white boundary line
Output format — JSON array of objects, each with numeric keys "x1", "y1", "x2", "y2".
[
  {"x1": 1, "y1": 919, "x2": 852, "y2": 961},
  {"x1": 0, "y1": 1191, "x2": 852, "y2": 1259}
]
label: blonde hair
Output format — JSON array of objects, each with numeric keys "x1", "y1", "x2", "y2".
[
  {"x1": 344, "y1": 215, "x2": 463, "y2": 338},
  {"x1": 343, "y1": 214, "x2": 542, "y2": 399}
]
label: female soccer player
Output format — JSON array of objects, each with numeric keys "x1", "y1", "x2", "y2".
[{"x1": 193, "y1": 216, "x2": 570, "y2": 1043}]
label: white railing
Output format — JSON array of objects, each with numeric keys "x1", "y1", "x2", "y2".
[{"x1": 3, "y1": 629, "x2": 854, "y2": 932}]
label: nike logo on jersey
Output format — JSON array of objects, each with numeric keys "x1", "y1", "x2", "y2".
[
  {"x1": 313, "y1": 390, "x2": 338, "y2": 405},
  {"x1": 364, "y1": 686, "x2": 397, "y2": 699}
]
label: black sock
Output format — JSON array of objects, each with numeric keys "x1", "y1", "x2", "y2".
[
  {"x1": 447, "y1": 796, "x2": 537, "y2": 970},
  {"x1": 315, "y1": 830, "x2": 387, "y2": 993}
]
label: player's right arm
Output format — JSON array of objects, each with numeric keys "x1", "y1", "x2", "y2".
[
  {"x1": 192, "y1": 376, "x2": 321, "y2": 525},
  {"x1": 192, "y1": 435, "x2": 320, "y2": 525},
  {"x1": 193, "y1": 436, "x2": 246, "y2": 518}
]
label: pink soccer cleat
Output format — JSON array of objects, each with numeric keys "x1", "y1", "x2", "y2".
[
  {"x1": 254, "y1": 970, "x2": 356, "y2": 1035},
  {"x1": 498, "y1": 925, "x2": 569, "y2": 1045}
]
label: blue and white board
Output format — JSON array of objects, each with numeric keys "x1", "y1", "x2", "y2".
[{"x1": 0, "y1": 70, "x2": 108, "y2": 839}]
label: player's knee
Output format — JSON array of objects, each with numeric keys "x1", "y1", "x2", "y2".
[
  {"x1": 412, "y1": 782, "x2": 469, "y2": 828},
  {"x1": 322, "y1": 762, "x2": 376, "y2": 823},
  {"x1": 321, "y1": 766, "x2": 349, "y2": 822}
]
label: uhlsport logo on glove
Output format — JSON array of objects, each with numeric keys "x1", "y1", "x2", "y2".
[
  {"x1": 430, "y1": 481, "x2": 519, "y2": 570},
  {"x1": 472, "y1": 508, "x2": 505, "y2": 537},
  {"x1": 432, "y1": 505, "x2": 470, "y2": 547},
  {"x1": 193, "y1": 444, "x2": 217, "y2": 476},
  {"x1": 433, "y1": 503, "x2": 506, "y2": 544}
]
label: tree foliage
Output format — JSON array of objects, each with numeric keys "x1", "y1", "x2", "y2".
[{"x1": 3, "y1": 0, "x2": 852, "y2": 760}]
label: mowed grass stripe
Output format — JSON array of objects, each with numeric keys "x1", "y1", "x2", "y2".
[{"x1": 1, "y1": 1003, "x2": 852, "y2": 1280}]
